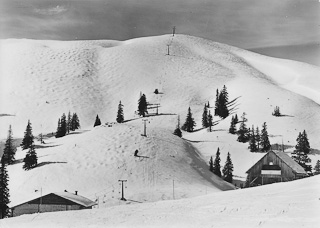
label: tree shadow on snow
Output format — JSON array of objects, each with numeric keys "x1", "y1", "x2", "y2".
[{"x1": 36, "y1": 161, "x2": 67, "y2": 168}]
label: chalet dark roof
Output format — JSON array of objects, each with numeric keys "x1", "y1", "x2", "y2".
[
  {"x1": 246, "y1": 151, "x2": 307, "y2": 175},
  {"x1": 11, "y1": 192, "x2": 96, "y2": 208}
]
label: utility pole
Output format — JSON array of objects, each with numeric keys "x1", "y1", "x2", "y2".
[
  {"x1": 172, "y1": 26, "x2": 176, "y2": 36},
  {"x1": 173, "y1": 179, "x2": 175, "y2": 200},
  {"x1": 118, "y1": 180, "x2": 127, "y2": 201},
  {"x1": 142, "y1": 119, "x2": 148, "y2": 136},
  {"x1": 167, "y1": 44, "x2": 170, "y2": 55}
]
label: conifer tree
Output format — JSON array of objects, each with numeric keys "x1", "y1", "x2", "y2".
[
  {"x1": 60, "y1": 113, "x2": 67, "y2": 136},
  {"x1": 71, "y1": 113, "x2": 80, "y2": 131},
  {"x1": 314, "y1": 160, "x2": 320, "y2": 175},
  {"x1": 222, "y1": 152, "x2": 233, "y2": 184},
  {"x1": 213, "y1": 148, "x2": 222, "y2": 177},
  {"x1": 237, "y1": 112, "x2": 249, "y2": 143},
  {"x1": 67, "y1": 111, "x2": 72, "y2": 134},
  {"x1": 94, "y1": 115, "x2": 101, "y2": 127},
  {"x1": 229, "y1": 116, "x2": 237, "y2": 134},
  {"x1": 55, "y1": 118, "x2": 62, "y2": 138},
  {"x1": 0, "y1": 159, "x2": 10, "y2": 219},
  {"x1": 255, "y1": 127, "x2": 261, "y2": 150},
  {"x1": 234, "y1": 114, "x2": 238, "y2": 124},
  {"x1": 173, "y1": 115, "x2": 182, "y2": 137},
  {"x1": 181, "y1": 107, "x2": 196, "y2": 132},
  {"x1": 208, "y1": 111, "x2": 213, "y2": 132},
  {"x1": 2, "y1": 125, "x2": 16, "y2": 165},
  {"x1": 23, "y1": 143, "x2": 37, "y2": 170},
  {"x1": 202, "y1": 104, "x2": 208, "y2": 128},
  {"x1": 249, "y1": 125, "x2": 257, "y2": 152},
  {"x1": 209, "y1": 156, "x2": 214, "y2": 172},
  {"x1": 21, "y1": 120, "x2": 34, "y2": 150},
  {"x1": 138, "y1": 94, "x2": 148, "y2": 117},
  {"x1": 272, "y1": 106, "x2": 281, "y2": 116},
  {"x1": 292, "y1": 130, "x2": 312, "y2": 173},
  {"x1": 260, "y1": 122, "x2": 271, "y2": 152},
  {"x1": 116, "y1": 101, "x2": 124, "y2": 123},
  {"x1": 207, "y1": 101, "x2": 210, "y2": 108},
  {"x1": 214, "y1": 89, "x2": 219, "y2": 116}
]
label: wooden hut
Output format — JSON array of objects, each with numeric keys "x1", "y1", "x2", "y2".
[
  {"x1": 11, "y1": 191, "x2": 96, "y2": 217},
  {"x1": 246, "y1": 151, "x2": 308, "y2": 187}
]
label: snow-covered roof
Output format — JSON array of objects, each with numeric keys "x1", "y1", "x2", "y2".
[
  {"x1": 247, "y1": 151, "x2": 308, "y2": 175},
  {"x1": 272, "y1": 151, "x2": 307, "y2": 175},
  {"x1": 54, "y1": 192, "x2": 97, "y2": 207},
  {"x1": 11, "y1": 192, "x2": 96, "y2": 208}
]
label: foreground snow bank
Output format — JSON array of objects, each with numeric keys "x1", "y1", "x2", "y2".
[{"x1": 2, "y1": 175, "x2": 319, "y2": 228}]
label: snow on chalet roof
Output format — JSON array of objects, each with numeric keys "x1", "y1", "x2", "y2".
[
  {"x1": 272, "y1": 151, "x2": 307, "y2": 175},
  {"x1": 247, "y1": 151, "x2": 307, "y2": 175},
  {"x1": 11, "y1": 192, "x2": 96, "y2": 208},
  {"x1": 54, "y1": 192, "x2": 96, "y2": 207}
]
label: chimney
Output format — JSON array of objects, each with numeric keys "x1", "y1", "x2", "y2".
[{"x1": 75, "y1": 191, "x2": 78, "y2": 195}]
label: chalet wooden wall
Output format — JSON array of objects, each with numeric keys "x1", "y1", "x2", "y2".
[{"x1": 247, "y1": 152, "x2": 296, "y2": 186}]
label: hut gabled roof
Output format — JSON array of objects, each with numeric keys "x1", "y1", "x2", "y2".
[{"x1": 246, "y1": 151, "x2": 308, "y2": 175}]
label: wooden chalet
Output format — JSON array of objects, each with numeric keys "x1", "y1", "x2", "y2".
[
  {"x1": 246, "y1": 151, "x2": 308, "y2": 187},
  {"x1": 11, "y1": 191, "x2": 96, "y2": 217}
]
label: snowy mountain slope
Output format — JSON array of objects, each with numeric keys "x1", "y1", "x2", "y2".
[
  {"x1": 1, "y1": 35, "x2": 320, "y2": 150},
  {"x1": 2, "y1": 173, "x2": 319, "y2": 228},
  {"x1": 1, "y1": 34, "x2": 320, "y2": 222},
  {"x1": 7, "y1": 119, "x2": 234, "y2": 209}
]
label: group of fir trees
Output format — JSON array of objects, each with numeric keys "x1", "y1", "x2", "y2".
[
  {"x1": 214, "y1": 85, "x2": 229, "y2": 119},
  {"x1": 230, "y1": 112, "x2": 271, "y2": 152},
  {"x1": 21, "y1": 120, "x2": 38, "y2": 170},
  {"x1": 202, "y1": 103, "x2": 213, "y2": 131},
  {"x1": 314, "y1": 160, "x2": 320, "y2": 175},
  {"x1": 272, "y1": 106, "x2": 281, "y2": 117},
  {"x1": 94, "y1": 100, "x2": 125, "y2": 127},
  {"x1": 209, "y1": 148, "x2": 234, "y2": 184},
  {"x1": 292, "y1": 130, "x2": 312, "y2": 173},
  {"x1": 56, "y1": 112, "x2": 80, "y2": 138},
  {"x1": 248, "y1": 123, "x2": 271, "y2": 152}
]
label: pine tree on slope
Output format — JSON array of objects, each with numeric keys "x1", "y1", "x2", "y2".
[
  {"x1": 116, "y1": 101, "x2": 124, "y2": 123},
  {"x1": 214, "y1": 89, "x2": 219, "y2": 116},
  {"x1": 94, "y1": 115, "x2": 101, "y2": 127},
  {"x1": 21, "y1": 120, "x2": 34, "y2": 150},
  {"x1": 138, "y1": 94, "x2": 148, "y2": 117},
  {"x1": 260, "y1": 122, "x2": 271, "y2": 152},
  {"x1": 292, "y1": 130, "x2": 312, "y2": 173},
  {"x1": 67, "y1": 111, "x2": 72, "y2": 134},
  {"x1": 213, "y1": 148, "x2": 222, "y2": 177},
  {"x1": 208, "y1": 111, "x2": 213, "y2": 132},
  {"x1": 71, "y1": 113, "x2": 80, "y2": 131},
  {"x1": 249, "y1": 125, "x2": 257, "y2": 152},
  {"x1": 2, "y1": 125, "x2": 16, "y2": 165},
  {"x1": 237, "y1": 112, "x2": 249, "y2": 143},
  {"x1": 23, "y1": 143, "x2": 38, "y2": 170},
  {"x1": 222, "y1": 152, "x2": 234, "y2": 184},
  {"x1": 314, "y1": 160, "x2": 320, "y2": 175},
  {"x1": 229, "y1": 116, "x2": 237, "y2": 134},
  {"x1": 181, "y1": 107, "x2": 196, "y2": 132},
  {"x1": 202, "y1": 104, "x2": 209, "y2": 128},
  {"x1": 209, "y1": 156, "x2": 214, "y2": 172},
  {"x1": 173, "y1": 115, "x2": 182, "y2": 137},
  {"x1": 255, "y1": 127, "x2": 261, "y2": 151},
  {"x1": 0, "y1": 159, "x2": 10, "y2": 219}
]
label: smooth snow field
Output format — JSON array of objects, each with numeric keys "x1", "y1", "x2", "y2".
[{"x1": 1, "y1": 34, "x2": 320, "y2": 227}]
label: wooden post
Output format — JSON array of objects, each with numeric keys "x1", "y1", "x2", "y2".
[{"x1": 172, "y1": 26, "x2": 176, "y2": 36}]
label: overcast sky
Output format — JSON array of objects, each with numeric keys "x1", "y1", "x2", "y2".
[{"x1": 1, "y1": 0, "x2": 319, "y2": 64}]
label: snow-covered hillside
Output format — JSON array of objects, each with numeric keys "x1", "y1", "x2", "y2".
[
  {"x1": 1, "y1": 34, "x2": 320, "y2": 226},
  {"x1": 2, "y1": 174, "x2": 319, "y2": 228}
]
